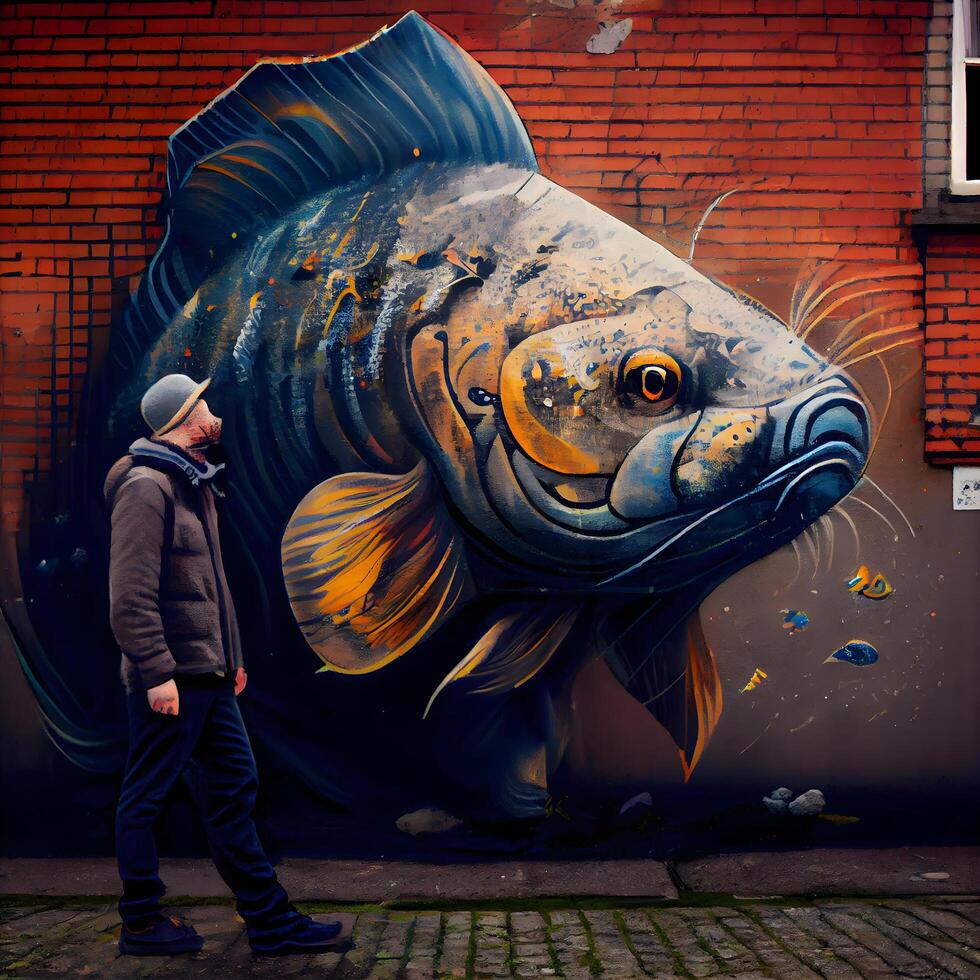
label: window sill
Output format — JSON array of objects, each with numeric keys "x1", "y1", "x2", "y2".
[{"x1": 912, "y1": 197, "x2": 980, "y2": 225}]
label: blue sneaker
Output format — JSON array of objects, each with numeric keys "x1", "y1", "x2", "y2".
[
  {"x1": 249, "y1": 914, "x2": 345, "y2": 955},
  {"x1": 118, "y1": 913, "x2": 203, "y2": 956}
]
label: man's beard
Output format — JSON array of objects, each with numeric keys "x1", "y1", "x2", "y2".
[
  {"x1": 188, "y1": 420, "x2": 225, "y2": 463},
  {"x1": 188, "y1": 420, "x2": 222, "y2": 450}
]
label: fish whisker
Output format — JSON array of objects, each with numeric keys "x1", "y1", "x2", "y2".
[
  {"x1": 788, "y1": 537, "x2": 803, "y2": 591},
  {"x1": 827, "y1": 300, "x2": 910, "y2": 357},
  {"x1": 688, "y1": 184, "x2": 752, "y2": 263},
  {"x1": 820, "y1": 513, "x2": 835, "y2": 573},
  {"x1": 829, "y1": 323, "x2": 921, "y2": 365},
  {"x1": 831, "y1": 501, "x2": 861, "y2": 568},
  {"x1": 857, "y1": 473, "x2": 915, "y2": 539},
  {"x1": 801, "y1": 286, "x2": 912, "y2": 343},
  {"x1": 801, "y1": 525, "x2": 819, "y2": 581},
  {"x1": 791, "y1": 260, "x2": 842, "y2": 335},
  {"x1": 795, "y1": 264, "x2": 917, "y2": 340},
  {"x1": 862, "y1": 353, "x2": 893, "y2": 465},
  {"x1": 847, "y1": 493, "x2": 900, "y2": 542},
  {"x1": 835, "y1": 335, "x2": 923, "y2": 371}
]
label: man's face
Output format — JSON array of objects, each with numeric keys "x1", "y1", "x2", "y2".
[{"x1": 181, "y1": 399, "x2": 222, "y2": 449}]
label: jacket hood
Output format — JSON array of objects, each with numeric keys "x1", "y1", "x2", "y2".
[{"x1": 128, "y1": 437, "x2": 224, "y2": 486}]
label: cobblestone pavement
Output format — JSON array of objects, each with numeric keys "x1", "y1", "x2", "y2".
[{"x1": 2, "y1": 895, "x2": 979, "y2": 978}]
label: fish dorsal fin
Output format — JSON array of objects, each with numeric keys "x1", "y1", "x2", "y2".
[
  {"x1": 281, "y1": 462, "x2": 472, "y2": 673},
  {"x1": 424, "y1": 602, "x2": 579, "y2": 718},
  {"x1": 136, "y1": 11, "x2": 537, "y2": 335}
]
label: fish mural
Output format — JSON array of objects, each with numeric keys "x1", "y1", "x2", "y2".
[{"x1": 5, "y1": 13, "x2": 872, "y2": 826}]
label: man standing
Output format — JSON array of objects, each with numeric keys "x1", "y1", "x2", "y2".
[{"x1": 106, "y1": 373, "x2": 342, "y2": 957}]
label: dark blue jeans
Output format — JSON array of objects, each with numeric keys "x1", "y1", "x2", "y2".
[{"x1": 115, "y1": 675, "x2": 296, "y2": 940}]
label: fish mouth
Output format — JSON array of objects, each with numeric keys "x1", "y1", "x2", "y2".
[
  {"x1": 501, "y1": 437, "x2": 637, "y2": 534},
  {"x1": 596, "y1": 439, "x2": 865, "y2": 588},
  {"x1": 498, "y1": 425, "x2": 863, "y2": 561}
]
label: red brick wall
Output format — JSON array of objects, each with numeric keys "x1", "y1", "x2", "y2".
[
  {"x1": 924, "y1": 231, "x2": 980, "y2": 464},
  {"x1": 1, "y1": 0, "x2": 963, "y2": 530}
]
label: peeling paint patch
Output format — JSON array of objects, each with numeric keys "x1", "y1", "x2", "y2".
[{"x1": 586, "y1": 18, "x2": 632, "y2": 54}]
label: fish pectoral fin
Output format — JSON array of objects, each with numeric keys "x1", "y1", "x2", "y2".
[
  {"x1": 281, "y1": 462, "x2": 472, "y2": 673},
  {"x1": 424, "y1": 602, "x2": 579, "y2": 719}
]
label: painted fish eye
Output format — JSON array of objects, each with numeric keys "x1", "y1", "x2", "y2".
[
  {"x1": 468, "y1": 387, "x2": 496, "y2": 407},
  {"x1": 621, "y1": 351, "x2": 682, "y2": 407}
]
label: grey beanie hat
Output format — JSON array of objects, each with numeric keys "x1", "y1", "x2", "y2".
[{"x1": 140, "y1": 374, "x2": 211, "y2": 436}]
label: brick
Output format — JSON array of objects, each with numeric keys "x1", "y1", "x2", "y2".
[{"x1": 0, "y1": 0, "x2": 963, "y2": 472}]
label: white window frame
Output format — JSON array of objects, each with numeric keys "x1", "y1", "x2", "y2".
[{"x1": 952, "y1": 0, "x2": 980, "y2": 194}]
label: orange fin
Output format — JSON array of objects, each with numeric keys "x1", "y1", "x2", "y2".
[
  {"x1": 424, "y1": 602, "x2": 578, "y2": 718},
  {"x1": 281, "y1": 462, "x2": 471, "y2": 673},
  {"x1": 603, "y1": 602, "x2": 722, "y2": 784},
  {"x1": 846, "y1": 564, "x2": 870, "y2": 592},
  {"x1": 677, "y1": 613, "x2": 723, "y2": 782}
]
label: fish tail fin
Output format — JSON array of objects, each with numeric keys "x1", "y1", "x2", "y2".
[{"x1": 1, "y1": 516, "x2": 126, "y2": 772}]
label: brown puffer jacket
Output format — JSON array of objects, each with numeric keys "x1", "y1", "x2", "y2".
[{"x1": 104, "y1": 438, "x2": 244, "y2": 693}]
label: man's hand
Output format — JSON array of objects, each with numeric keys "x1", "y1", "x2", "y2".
[
  {"x1": 234, "y1": 667, "x2": 247, "y2": 697},
  {"x1": 147, "y1": 678, "x2": 179, "y2": 715}
]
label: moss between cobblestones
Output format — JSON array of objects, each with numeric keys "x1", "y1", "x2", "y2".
[
  {"x1": 0, "y1": 905, "x2": 118, "y2": 975},
  {"x1": 642, "y1": 908, "x2": 691, "y2": 978},
  {"x1": 685, "y1": 910, "x2": 732, "y2": 974},
  {"x1": 464, "y1": 910, "x2": 477, "y2": 979},
  {"x1": 707, "y1": 907, "x2": 779, "y2": 979},
  {"x1": 399, "y1": 915, "x2": 417, "y2": 973},
  {"x1": 0, "y1": 892, "x2": 950, "y2": 915},
  {"x1": 611, "y1": 909, "x2": 645, "y2": 973},
  {"x1": 540, "y1": 910, "x2": 565, "y2": 977},
  {"x1": 739, "y1": 902, "x2": 818, "y2": 972},
  {"x1": 575, "y1": 909, "x2": 604, "y2": 976},
  {"x1": 502, "y1": 911, "x2": 518, "y2": 976},
  {"x1": 432, "y1": 910, "x2": 447, "y2": 973}
]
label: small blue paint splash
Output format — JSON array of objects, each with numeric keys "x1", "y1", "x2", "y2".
[
  {"x1": 825, "y1": 641, "x2": 879, "y2": 667},
  {"x1": 780, "y1": 609, "x2": 809, "y2": 635}
]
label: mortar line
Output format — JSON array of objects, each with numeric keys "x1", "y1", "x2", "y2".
[
  {"x1": 465, "y1": 910, "x2": 477, "y2": 980},
  {"x1": 611, "y1": 908, "x2": 653, "y2": 976},
  {"x1": 541, "y1": 909, "x2": 565, "y2": 978},
  {"x1": 887, "y1": 901, "x2": 980, "y2": 947},
  {"x1": 576, "y1": 907, "x2": 605, "y2": 977},
  {"x1": 778, "y1": 907, "x2": 872, "y2": 976},
  {"x1": 708, "y1": 906, "x2": 777, "y2": 978},
  {"x1": 643, "y1": 908, "x2": 692, "y2": 979},
  {"x1": 815, "y1": 905, "x2": 919, "y2": 975},
  {"x1": 852, "y1": 903, "x2": 980, "y2": 975},
  {"x1": 741, "y1": 904, "x2": 831, "y2": 980}
]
